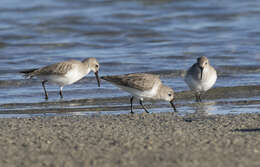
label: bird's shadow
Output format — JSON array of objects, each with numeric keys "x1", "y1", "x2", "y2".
[{"x1": 232, "y1": 128, "x2": 260, "y2": 132}]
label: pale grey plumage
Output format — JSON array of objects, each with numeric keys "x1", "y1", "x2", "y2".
[
  {"x1": 185, "y1": 56, "x2": 217, "y2": 102},
  {"x1": 20, "y1": 57, "x2": 100, "y2": 99},
  {"x1": 101, "y1": 73, "x2": 161, "y2": 91},
  {"x1": 24, "y1": 60, "x2": 78, "y2": 78},
  {"x1": 101, "y1": 73, "x2": 177, "y2": 113}
]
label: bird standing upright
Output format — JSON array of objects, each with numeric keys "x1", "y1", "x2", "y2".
[{"x1": 184, "y1": 56, "x2": 217, "y2": 102}]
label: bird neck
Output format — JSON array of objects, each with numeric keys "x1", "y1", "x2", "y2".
[
  {"x1": 82, "y1": 61, "x2": 92, "y2": 74},
  {"x1": 154, "y1": 84, "x2": 165, "y2": 100}
]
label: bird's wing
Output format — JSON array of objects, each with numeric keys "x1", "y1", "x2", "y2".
[
  {"x1": 186, "y1": 64, "x2": 201, "y2": 80},
  {"x1": 102, "y1": 73, "x2": 160, "y2": 91},
  {"x1": 32, "y1": 60, "x2": 80, "y2": 76}
]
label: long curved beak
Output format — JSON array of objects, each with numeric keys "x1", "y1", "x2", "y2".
[
  {"x1": 95, "y1": 71, "x2": 100, "y2": 87},
  {"x1": 199, "y1": 67, "x2": 203, "y2": 80},
  {"x1": 170, "y1": 100, "x2": 177, "y2": 112}
]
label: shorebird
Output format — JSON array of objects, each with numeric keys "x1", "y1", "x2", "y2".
[
  {"x1": 20, "y1": 57, "x2": 100, "y2": 99},
  {"x1": 101, "y1": 73, "x2": 177, "y2": 113},
  {"x1": 184, "y1": 56, "x2": 217, "y2": 102}
]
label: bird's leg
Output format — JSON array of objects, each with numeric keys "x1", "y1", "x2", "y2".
[
  {"x1": 59, "y1": 86, "x2": 63, "y2": 99},
  {"x1": 198, "y1": 94, "x2": 202, "y2": 102},
  {"x1": 130, "y1": 96, "x2": 134, "y2": 114},
  {"x1": 195, "y1": 93, "x2": 202, "y2": 102},
  {"x1": 139, "y1": 99, "x2": 149, "y2": 113},
  {"x1": 42, "y1": 80, "x2": 48, "y2": 100}
]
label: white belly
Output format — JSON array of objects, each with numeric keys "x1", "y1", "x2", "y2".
[
  {"x1": 185, "y1": 72, "x2": 217, "y2": 92},
  {"x1": 38, "y1": 67, "x2": 88, "y2": 86},
  {"x1": 116, "y1": 84, "x2": 159, "y2": 99}
]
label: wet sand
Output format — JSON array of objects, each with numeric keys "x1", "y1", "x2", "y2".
[
  {"x1": 2, "y1": 85, "x2": 260, "y2": 114},
  {"x1": 1, "y1": 113, "x2": 260, "y2": 167}
]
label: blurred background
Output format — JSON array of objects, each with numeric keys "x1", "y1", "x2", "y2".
[{"x1": 1, "y1": 0, "x2": 260, "y2": 116}]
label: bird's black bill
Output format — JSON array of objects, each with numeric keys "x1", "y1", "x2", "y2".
[
  {"x1": 170, "y1": 100, "x2": 177, "y2": 112},
  {"x1": 199, "y1": 67, "x2": 203, "y2": 80},
  {"x1": 95, "y1": 71, "x2": 101, "y2": 87}
]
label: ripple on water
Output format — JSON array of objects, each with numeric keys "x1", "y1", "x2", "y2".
[{"x1": 1, "y1": 0, "x2": 260, "y2": 117}]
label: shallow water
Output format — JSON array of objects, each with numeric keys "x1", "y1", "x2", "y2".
[{"x1": 1, "y1": 0, "x2": 260, "y2": 117}]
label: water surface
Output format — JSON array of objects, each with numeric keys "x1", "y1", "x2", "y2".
[{"x1": 1, "y1": 0, "x2": 260, "y2": 117}]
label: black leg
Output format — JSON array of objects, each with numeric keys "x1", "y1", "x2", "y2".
[
  {"x1": 130, "y1": 96, "x2": 134, "y2": 114},
  {"x1": 42, "y1": 80, "x2": 48, "y2": 100},
  {"x1": 170, "y1": 100, "x2": 177, "y2": 112},
  {"x1": 195, "y1": 94, "x2": 199, "y2": 102},
  {"x1": 198, "y1": 95, "x2": 202, "y2": 102},
  {"x1": 195, "y1": 94, "x2": 202, "y2": 102},
  {"x1": 139, "y1": 100, "x2": 149, "y2": 113},
  {"x1": 59, "y1": 87, "x2": 63, "y2": 99}
]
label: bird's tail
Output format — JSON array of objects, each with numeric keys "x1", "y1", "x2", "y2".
[{"x1": 20, "y1": 68, "x2": 38, "y2": 79}]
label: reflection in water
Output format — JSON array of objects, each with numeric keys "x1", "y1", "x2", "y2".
[
  {"x1": 1, "y1": 0, "x2": 260, "y2": 117},
  {"x1": 1, "y1": 86, "x2": 260, "y2": 117},
  {"x1": 192, "y1": 101, "x2": 218, "y2": 116}
]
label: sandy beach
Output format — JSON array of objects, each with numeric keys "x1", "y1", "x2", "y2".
[
  {"x1": 0, "y1": 112, "x2": 260, "y2": 167},
  {"x1": 1, "y1": 0, "x2": 260, "y2": 166}
]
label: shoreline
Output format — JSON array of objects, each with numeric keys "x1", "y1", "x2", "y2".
[
  {"x1": 1, "y1": 85, "x2": 260, "y2": 115},
  {"x1": 0, "y1": 112, "x2": 260, "y2": 167}
]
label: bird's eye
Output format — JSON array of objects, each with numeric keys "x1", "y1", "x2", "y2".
[
  {"x1": 95, "y1": 64, "x2": 99, "y2": 68},
  {"x1": 168, "y1": 94, "x2": 172, "y2": 97}
]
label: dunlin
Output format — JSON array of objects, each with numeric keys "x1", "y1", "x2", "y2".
[
  {"x1": 184, "y1": 56, "x2": 217, "y2": 102},
  {"x1": 101, "y1": 73, "x2": 177, "y2": 113},
  {"x1": 21, "y1": 58, "x2": 100, "y2": 99}
]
